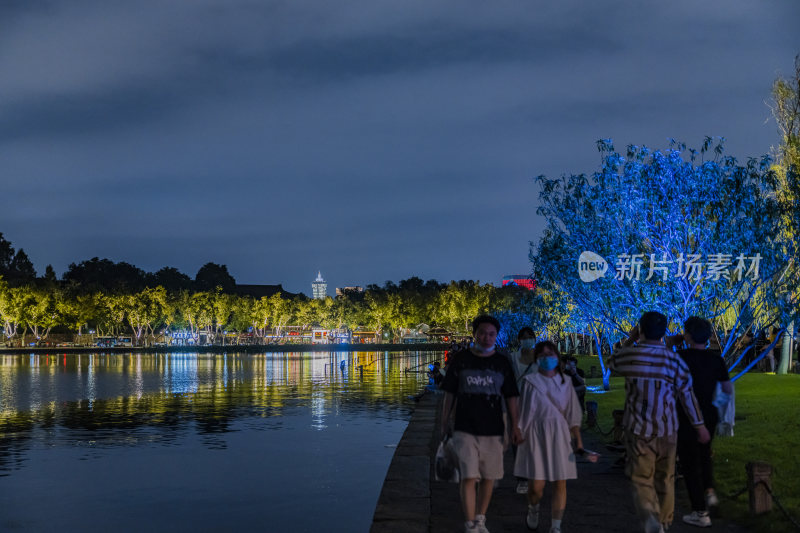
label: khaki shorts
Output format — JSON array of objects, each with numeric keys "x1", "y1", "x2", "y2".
[{"x1": 451, "y1": 431, "x2": 504, "y2": 480}]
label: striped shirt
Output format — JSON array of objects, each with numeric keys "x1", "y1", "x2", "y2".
[{"x1": 610, "y1": 343, "x2": 704, "y2": 437}]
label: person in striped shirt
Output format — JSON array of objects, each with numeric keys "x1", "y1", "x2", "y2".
[{"x1": 610, "y1": 311, "x2": 710, "y2": 533}]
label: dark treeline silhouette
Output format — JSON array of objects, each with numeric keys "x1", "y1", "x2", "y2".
[
  {"x1": 62, "y1": 257, "x2": 236, "y2": 294},
  {"x1": 1, "y1": 232, "x2": 239, "y2": 295},
  {"x1": 0, "y1": 233, "x2": 37, "y2": 286}
]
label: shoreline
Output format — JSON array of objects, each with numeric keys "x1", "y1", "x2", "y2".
[{"x1": 0, "y1": 342, "x2": 449, "y2": 355}]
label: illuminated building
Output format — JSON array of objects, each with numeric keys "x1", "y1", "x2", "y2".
[
  {"x1": 312, "y1": 271, "x2": 328, "y2": 299},
  {"x1": 335, "y1": 286, "x2": 363, "y2": 297},
  {"x1": 501, "y1": 275, "x2": 537, "y2": 291}
]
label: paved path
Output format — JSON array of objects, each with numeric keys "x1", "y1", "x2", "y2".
[{"x1": 372, "y1": 390, "x2": 745, "y2": 533}]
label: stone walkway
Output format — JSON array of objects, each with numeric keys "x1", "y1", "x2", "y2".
[{"x1": 371, "y1": 390, "x2": 745, "y2": 533}]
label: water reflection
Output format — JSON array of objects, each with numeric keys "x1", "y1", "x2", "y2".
[
  {"x1": 0, "y1": 351, "x2": 439, "y2": 532},
  {"x1": 0, "y1": 351, "x2": 437, "y2": 468}
]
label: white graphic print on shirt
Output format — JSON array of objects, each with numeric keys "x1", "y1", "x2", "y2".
[{"x1": 461, "y1": 369, "x2": 505, "y2": 396}]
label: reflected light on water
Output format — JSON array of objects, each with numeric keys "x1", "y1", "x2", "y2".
[{"x1": 0, "y1": 350, "x2": 440, "y2": 532}]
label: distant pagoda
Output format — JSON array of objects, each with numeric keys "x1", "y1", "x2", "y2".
[{"x1": 312, "y1": 271, "x2": 327, "y2": 299}]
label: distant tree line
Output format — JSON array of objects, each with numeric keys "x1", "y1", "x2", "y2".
[
  {"x1": 0, "y1": 236, "x2": 238, "y2": 294},
  {"x1": 0, "y1": 233, "x2": 550, "y2": 347}
]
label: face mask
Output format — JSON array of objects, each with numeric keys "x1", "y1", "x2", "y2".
[
  {"x1": 520, "y1": 338, "x2": 535, "y2": 349},
  {"x1": 472, "y1": 342, "x2": 495, "y2": 354},
  {"x1": 537, "y1": 356, "x2": 559, "y2": 371}
]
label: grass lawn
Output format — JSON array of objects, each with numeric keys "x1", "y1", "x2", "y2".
[{"x1": 575, "y1": 355, "x2": 800, "y2": 533}]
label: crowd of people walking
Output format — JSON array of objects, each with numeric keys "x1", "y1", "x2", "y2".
[{"x1": 436, "y1": 312, "x2": 732, "y2": 533}]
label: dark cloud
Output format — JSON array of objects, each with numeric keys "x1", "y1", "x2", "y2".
[
  {"x1": 0, "y1": 0, "x2": 798, "y2": 294},
  {"x1": 0, "y1": 86, "x2": 188, "y2": 143},
  {"x1": 264, "y1": 28, "x2": 622, "y2": 84}
]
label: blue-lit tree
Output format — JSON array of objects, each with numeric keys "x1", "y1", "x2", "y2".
[
  {"x1": 491, "y1": 285, "x2": 554, "y2": 348},
  {"x1": 533, "y1": 138, "x2": 800, "y2": 385}
]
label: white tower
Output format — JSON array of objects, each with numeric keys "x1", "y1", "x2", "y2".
[{"x1": 312, "y1": 271, "x2": 327, "y2": 299}]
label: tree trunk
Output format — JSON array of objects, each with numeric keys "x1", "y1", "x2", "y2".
[{"x1": 777, "y1": 321, "x2": 794, "y2": 374}]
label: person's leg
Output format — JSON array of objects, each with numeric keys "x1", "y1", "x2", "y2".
[
  {"x1": 460, "y1": 478, "x2": 477, "y2": 523},
  {"x1": 550, "y1": 480, "x2": 567, "y2": 530},
  {"x1": 677, "y1": 434, "x2": 705, "y2": 511},
  {"x1": 625, "y1": 432, "x2": 660, "y2": 528},
  {"x1": 700, "y1": 433, "x2": 715, "y2": 494},
  {"x1": 474, "y1": 434, "x2": 504, "y2": 529},
  {"x1": 512, "y1": 443, "x2": 529, "y2": 494},
  {"x1": 451, "y1": 432, "x2": 481, "y2": 525},
  {"x1": 476, "y1": 479, "x2": 494, "y2": 516},
  {"x1": 653, "y1": 434, "x2": 677, "y2": 526},
  {"x1": 551, "y1": 480, "x2": 567, "y2": 520},
  {"x1": 528, "y1": 479, "x2": 546, "y2": 506},
  {"x1": 526, "y1": 480, "x2": 545, "y2": 530}
]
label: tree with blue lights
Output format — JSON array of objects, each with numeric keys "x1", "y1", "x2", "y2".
[{"x1": 533, "y1": 138, "x2": 799, "y2": 385}]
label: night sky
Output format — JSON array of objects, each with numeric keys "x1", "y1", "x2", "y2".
[{"x1": 2, "y1": 1, "x2": 798, "y2": 296}]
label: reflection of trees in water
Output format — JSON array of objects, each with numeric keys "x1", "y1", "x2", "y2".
[{"x1": 0, "y1": 351, "x2": 439, "y2": 472}]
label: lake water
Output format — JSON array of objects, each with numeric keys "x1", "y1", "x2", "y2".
[{"x1": 0, "y1": 350, "x2": 440, "y2": 532}]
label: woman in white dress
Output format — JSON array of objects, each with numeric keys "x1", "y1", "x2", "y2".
[{"x1": 514, "y1": 341, "x2": 598, "y2": 533}]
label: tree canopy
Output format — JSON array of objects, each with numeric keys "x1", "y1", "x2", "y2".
[
  {"x1": 0, "y1": 233, "x2": 37, "y2": 286},
  {"x1": 194, "y1": 262, "x2": 236, "y2": 293},
  {"x1": 533, "y1": 138, "x2": 800, "y2": 383}
]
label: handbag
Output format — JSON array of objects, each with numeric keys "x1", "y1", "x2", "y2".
[{"x1": 434, "y1": 435, "x2": 461, "y2": 483}]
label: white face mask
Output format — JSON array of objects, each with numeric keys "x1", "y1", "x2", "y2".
[
  {"x1": 520, "y1": 338, "x2": 535, "y2": 349},
  {"x1": 472, "y1": 342, "x2": 495, "y2": 354}
]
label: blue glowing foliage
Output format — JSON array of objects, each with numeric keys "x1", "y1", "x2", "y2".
[{"x1": 533, "y1": 138, "x2": 800, "y2": 378}]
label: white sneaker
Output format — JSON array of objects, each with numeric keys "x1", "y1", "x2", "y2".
[
  {"x1": 705, "y1": 490, "x2": 719, "y2": 508},
  {"x1": 516, "y1": 480, "x2": 529, "y2": 494},
  {"x1": 526, "y1": 504, "x2": 539, "y2": 530},
  {"x1": 474, "y1": 514, "x2": 490, "y2": 533},
  {"x1": 682, "y1": 511, "x2": 711, "y2": 528},
  {"x1": 549, "y1": 527, "x2": 561, "y2": 533},
  {"x1": 465, "y1": 520, "x2": 479, "y2": 532}
]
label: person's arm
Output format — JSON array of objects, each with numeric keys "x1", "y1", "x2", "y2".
[
  {"x1": 609, "y1": 325, "x2": 638, "y2": 373},
  {"x1": 622, "y1": 324, "x2": 639, "y2": 347},
  {"x1": 570, "y1": 426, "x2": 599, "y2": 462},
  {"x1": 440, "y1": 392, "x2": 456, "y2": 438},
  {"x1": 675, "y1": 360, "x2": 710, "y2": 443},
  {"x1": 506, "y1": 395, "x2": 524, "y2": 445},
  {"x1": 695, "y1": 424, "x2": 711, "y2": 444},
  {"x1": 571, "y1": 369, "x2": 586, "y2": 391},
  {"x1": 570, "y1": 425, "x2": 583, "y2": 449}
]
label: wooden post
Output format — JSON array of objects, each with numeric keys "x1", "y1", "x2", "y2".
[
  {"x1": 589, "y1": 365, "x2": 597, "y2": 378},
  {"x1": 746, "y1": 461, "x2": 773, "y2": 514}
]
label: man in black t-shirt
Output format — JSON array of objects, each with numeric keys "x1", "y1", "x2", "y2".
[
  {"x1": 676, "y1": 317, "x2": 733, "y2": 528},
  {"x1": 440, "y1": 315, "x2": 522, "y2": 533}
]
